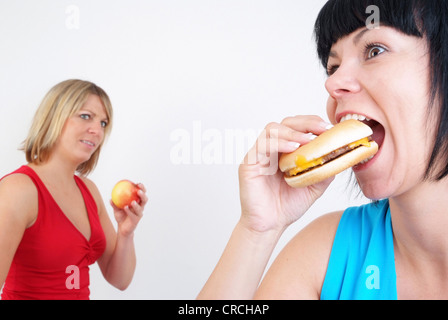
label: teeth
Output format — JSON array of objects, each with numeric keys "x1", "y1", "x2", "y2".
[
  {"x1": 81, "y1": 140, "x2": 95, "y2": 147},
  {"x1": 358, "y1": 155, "x2": 375, "y2": 165},
  {"x1": 339, "y1": 114, "x2": 371, "y2": 123},
  {"x1": 339, "y1": 114, "x2": 376, "y2": 166}
]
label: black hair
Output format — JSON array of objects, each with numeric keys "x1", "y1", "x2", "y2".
[{"x1": 314, "y1": 0, "x2": 448, "y2": 181}]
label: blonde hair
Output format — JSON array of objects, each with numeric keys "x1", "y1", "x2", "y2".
[{"x1": 22, "y1": 79, "x2": 113, "y2": 176}]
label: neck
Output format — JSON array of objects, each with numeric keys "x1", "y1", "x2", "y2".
[
  {"x1": 29, "y1": 153, "x2": 80, "y2": 184},
  {"x1": 390, "y1": 178, "x2": 448, "y2": 261}
]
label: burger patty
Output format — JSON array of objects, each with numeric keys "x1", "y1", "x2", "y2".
[
  {"x1": 289, "y1": 145, "x2": 356, "y2": 177},
  {"x1": 321, "y1": 145, "x2": 352, "y2": 163}
]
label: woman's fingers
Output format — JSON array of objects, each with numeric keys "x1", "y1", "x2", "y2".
[
  {"x1": 280, "y1": 115, "x2": 333, "y2": 134},
  {"x1": 125, "y1": 200, "x2": 144, "y2": 218},
  {"x1": 244, "y1": 115, "x2": 332, "y2": 175},
  {"x1": 136, "y1": 184, "x2": 148, "y2": 206}
]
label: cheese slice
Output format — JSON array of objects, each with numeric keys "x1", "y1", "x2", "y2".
[{"x1": 288, "y1": 137, "x2": 371, "y2": 176}]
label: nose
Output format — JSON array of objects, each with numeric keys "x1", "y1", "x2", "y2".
[
  {"x1": 325, "y1": 61, "x2": 362, "y2": 124},
  {"x1": 324, "y1": 62, "x2": 362, "y2": 100},
  {"x1": 88, "y1": 121, "x2": 104, "y2": 136}
]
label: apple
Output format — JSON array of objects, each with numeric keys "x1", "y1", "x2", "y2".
[{"x1": 111, "y1": 180, "x2": 141, "y2": 209}]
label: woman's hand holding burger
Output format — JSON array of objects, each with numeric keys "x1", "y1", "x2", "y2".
[
  {"x1": 198, "y1": 115, "x2": 335, "y2": 299},
  {"x1": 198, "y1": 115, "x2": 377, "y2": 299},
  {"x1": 238, "y1": 115, "x2": 335, "y2": 235}
]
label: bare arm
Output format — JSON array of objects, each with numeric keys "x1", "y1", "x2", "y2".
[
  {"x1": 198, "y1": 116, "x2": 335, "y2": 299},
  {"x1": 254, "y1": 212, "x2": 342, "y2": 299},
  {"x1": 0, "y1": 174, "x2": 37, "y2": 288},
  {"x1": 198, "y1": 212, "x2": 341, "y2": 300},
  {"x1": 198, "y1": 222, "x2": 283, "y2": 299},
  {"x1": 83, "y1": 179, "x2": 147, "y2": 291}
]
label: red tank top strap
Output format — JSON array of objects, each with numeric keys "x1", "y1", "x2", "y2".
[
  {"x1": 1, "y1": 165, "x2": 41, "y2": 184},
  {"x1": 1, "y1": 165, "x2": 47, "y2": 230}
]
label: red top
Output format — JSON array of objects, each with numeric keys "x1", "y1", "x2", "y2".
[{"x1": 1, "y1": 166, "x2": 106, "y2": 300}]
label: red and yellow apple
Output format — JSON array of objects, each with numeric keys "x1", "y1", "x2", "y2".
[{"x1": 111, "y1": 180, "x2": 141, "y2": 209}]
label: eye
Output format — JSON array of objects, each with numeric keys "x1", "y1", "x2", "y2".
[
  {"x1": 80, "y1": 114, "x2": 91, "y2": 120},
  {"x1": 100, "y1": 120, "x2": 108, "y2": 128},
  {"x1": 364, "y1": 43, "x2": 386, "y2": 59},
  {"x1": 326, "y1": 64, "x2": 339, "y2": 76}
]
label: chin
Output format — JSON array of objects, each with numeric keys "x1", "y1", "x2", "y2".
[
  {"x1": 73, "y1": 155, "x2": 92, "y2": 168},
  {"x1": 360, "y1": 189, "x2": 387, "y2": 201},
  {"x1": 355, "y1": 176, "x2": 392, "y2": 201}
]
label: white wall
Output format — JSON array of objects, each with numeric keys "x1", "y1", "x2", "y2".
[{"x1": 0, "y1": 0, "x2": 369, "y2": 299}]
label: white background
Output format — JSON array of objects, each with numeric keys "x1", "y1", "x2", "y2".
[{"x1": 0, "y1": 0, "x2": 369, "y2": 299}]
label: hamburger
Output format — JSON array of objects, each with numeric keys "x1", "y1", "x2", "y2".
[{"x1": 279, "y1": 119, "x2": 378, "y2": 188}]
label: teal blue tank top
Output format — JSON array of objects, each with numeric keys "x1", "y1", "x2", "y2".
[{"x1": 320, "y1": 199, "x2": 397, "y2": 300}]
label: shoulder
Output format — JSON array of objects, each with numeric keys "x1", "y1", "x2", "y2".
[
  {"x1": 78, "y1": 176, "x2": 102, "y2": 202},
  {"x1": 0, "y1": 172, "x2": 38, "y2": 228},
  {"x1": 283, "y1": 211, "x2": 344, "y2": 283},
  {"x1": 78, "y1": 176, "x2": 107, "y2": 214},
  {"x1": 255, "y1": 211, "x2": 343, "y2": 299},
  {"x1": 1, "y1": 170, "x2": 35, "y2": 187},
  {"x1": 300, "y1": 211, "x2": 343, "y2": 240},
  {"x1": 0, "y1": 172, "x2": 38, "y2": 202},
  {"x1": 283, "y1": 211, "x2": 343, "y2": 264},
  {"x1": 78, "y1": 176, "x2": 100, "y2": 195}
]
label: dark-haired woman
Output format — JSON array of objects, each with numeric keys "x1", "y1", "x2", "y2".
[{"x1": 198, "y1": 0, "x2": 448, "y2": 300}]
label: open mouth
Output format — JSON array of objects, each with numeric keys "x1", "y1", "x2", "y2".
[
  {"x1": 367, "y1": 119, "x2": 385, "y2": 148},
  {"x1": 339, "y1": 114, "x2": 385, "y2": 148},
  {"x1": 81, "y1": 140, "x2": 96, "y2": 148},
  {"x1": 339, "y1": 113, "x2": 385, "y2": 165}
]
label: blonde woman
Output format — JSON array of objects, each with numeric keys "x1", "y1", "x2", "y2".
[{"x1": 0, "y1": 79, "x2": 148, "y2": 299}]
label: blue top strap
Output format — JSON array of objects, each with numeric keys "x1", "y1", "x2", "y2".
[{"x1": 320, "y1": 199, "x2": 397, "y2": 300}]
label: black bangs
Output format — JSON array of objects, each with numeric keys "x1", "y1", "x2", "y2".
[
  {"x1": 314, "y1": 0, "x2": 448, "y2": 181},
  {"x1": 314, "y1": 0, "x2": 422, "y2": 70}
]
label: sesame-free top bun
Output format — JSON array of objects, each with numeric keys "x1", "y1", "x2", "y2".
[{"x1": 279, "y1": 119, "x2": 378, "y2": 188}]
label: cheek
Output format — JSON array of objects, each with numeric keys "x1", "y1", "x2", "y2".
[
  {"x1": 326, "y1": 97, "x2": 337, "y2": 124},
  {"x1": 58, "y1": 123, "x2": 73, "y2": 145}
]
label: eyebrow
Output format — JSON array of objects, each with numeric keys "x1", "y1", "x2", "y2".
[
  {"x1": 328, "y1": 28, "x2": 371, "y2": 59},
  {"x1": 81, "y1": 108, "x2": 108, "y2": 121},
  {"x1": 353, "y1": 28, "x2": 370, "y2": 45}
]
